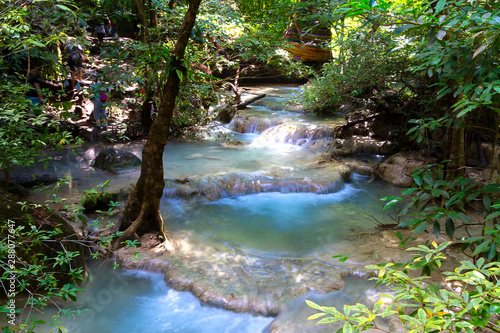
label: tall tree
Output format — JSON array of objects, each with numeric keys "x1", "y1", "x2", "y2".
[{"x1": 116, "y1": 0, "x2": 202, "y2": 248}]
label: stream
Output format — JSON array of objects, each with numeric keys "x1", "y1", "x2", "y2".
[{"x1": 18, "y1": 85, "x2": 402, "y2": 332}]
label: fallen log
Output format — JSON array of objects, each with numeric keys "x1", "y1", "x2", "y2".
[{"x1": 237, "y1": 93, "x2": 266, "y2": 109}]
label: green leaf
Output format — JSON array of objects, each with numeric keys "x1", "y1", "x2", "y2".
[
  {"x1": 402, "y1": 188, "x2": 418, "y2": 195},
  {"x1": 346, "y1": 9, "x2": 365, "y2": 18},
  {"x1": 176, "y1": 69, "x2": 183, "y2": 81},
  {"x1": 399, "y1": 218, "x2": 421, "y2": 227},
  {"x1": 485, "y1": 211, "x2": 500, "y2": 221},
  {"x1": 488, "y1": 242, "x2": 496, "y2": 260},
  {"x1": 317, "y1": 317, "x2": 337, "y2": 324},
  {"x1": 483, "y1": 195, "x2": 491, "y2": 210},
  {"x1": 58, "y1": 326, "x2": 69, "y2": 333},
  {"x1": 428, "y1": 33, "x2": 437, "y2": 49},
  {"x1": 343, "y1": 322, "x2": 353, "y2": 333},
  {"x1": 307, "y1": 312, "x2": 327, "y2": 320},
  {"x1": 459, "y1": 236, "x2": 485, "y2": 243},
  {"x1": 482, "y1": 184, "x2": 500, "y2": 193},
  {"x1": 457, "y1": 212, "x2": 471, "y2": 223},
  {"x1": 473, "y1": 44, "x2": 488, "y2": 58},
  {"x1": 56, "y1": 4, "x2": 74, "y2": 14},
  {"x1": 423, "y1": 172, "x2": 433, "y2": 185},
  {"x1": 445, "y1": 217, "x2": 455, "y2": 239},
  {"x1": 369, "y1": 0, "x2": 377, "y2": 7},
  {"x1": 306, "y1": 300, "x2": 322, "y2": 310},
  {"x1": 433, "y1": 220, "x2": 440, "y2": 238},
  {"x1": 434, "y1": 0, "x2": 446, "y2": 14},
  {"x1": 393, "y1": 24, "x2": 414, "y2": 35},
  {"x1": 414, "y1": 221, "x2": 428, "y2": 235},
  {"x1": 473, "y1": 240, "x2": 490, "y2": 256}
]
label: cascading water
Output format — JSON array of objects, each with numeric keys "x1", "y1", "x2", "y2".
[{"x1": 16, "y1": 85, "x2": 402, "y2": 332}]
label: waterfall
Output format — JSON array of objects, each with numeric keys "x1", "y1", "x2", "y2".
[
  {"x1": 230, "y1": 116, "x2": 280, "y2": 134},
  {"x1": 251, "y1": 123, "x2": 336, "y2": 151},
  {"x1": 163, "y1": 165, "x2": 350, "y2": 202}
]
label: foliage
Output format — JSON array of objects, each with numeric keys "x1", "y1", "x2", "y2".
[
  {"x1": 308, "y1": 160, "x2": 500, "y2": 332},
  {"x1": 0, "y1": 83, "x2": 83, "y2": 184},
  {"x1": 0, "y1": 0, "x2": 87, "y2": 79},
  {"x1": 300, "y1": 25, "x2": 406, "y2": 115},
  {"x1": 0, "y1": 0, "x2": 85, "y2": 182},
  {"x1": 0, "y1": 178, "x2": 124, "y2": 332},
  {"x1": 382, "y1": 163, "x2": 500, "y2": 264},
  {"x1": 299, "y1": 0, "x2": 500, "y2": 171},
  {"x1": 308, "y1": 241, "x2": 500, "y2": 332}
]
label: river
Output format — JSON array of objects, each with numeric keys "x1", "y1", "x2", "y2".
[{"x1": 19, "y1": 85, "x2": 401, "y2": 332}]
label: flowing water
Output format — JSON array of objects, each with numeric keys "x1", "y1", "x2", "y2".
[{"x1": 14, "y1": 85, "x2": 401, "y2": 332}]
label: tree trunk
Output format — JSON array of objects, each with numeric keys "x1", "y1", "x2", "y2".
[
  {"x1": 446, "y1": 123, "x2": 466, "y2": 180},
  {"x1": 116, "y1": 0, "x2": 202, "y2": 249},
  {"x1": 149, "y1": 0, "x2": 158, "y2": 29},
  {"x1": 133, "y1": 0, "x2": 149, "y2": 43}
]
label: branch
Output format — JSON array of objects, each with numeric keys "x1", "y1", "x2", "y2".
[
  {"x1": 237, "y1": 94, "x2": 266, "y2": 109},
  {"x1": 335, "y1": 113, "x2": 381, "y2": 130}
]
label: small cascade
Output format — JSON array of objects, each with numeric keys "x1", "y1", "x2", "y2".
[
  {"x1": 163, "y1": 163, "x2": 351, "y2": 202},
  {"x1": 251, "y1": 123, "x2": 336, "y2": 152},
  {"x1": 230, "y1": 115, "x2": 280, "y2": 134},
  {"x1": 251, "y1": 98, "x2": 289, "y2": 111}
]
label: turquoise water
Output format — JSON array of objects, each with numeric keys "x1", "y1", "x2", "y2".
[
  {"x1": 17, "y1": 85, "x2": 399, "y2": 332},
  {"x1": 163, "y1": 175, "x2": 394, "y2": 255},
  {"x1": 39, "y1": 263, "x2": 273, "y2": 333}
]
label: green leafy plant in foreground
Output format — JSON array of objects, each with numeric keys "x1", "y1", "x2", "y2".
[
  {"x1": 0, "y1": 178, "x2": 127, "y2": 332},
  {"x1": 308, "y1": 163, "x2": 500, "y2": 332},
  {"x1": 308, "y1": 242, "x2": 500, "y2": 332},
  {"x1": 382, "y1": 162, "x2": 500, "y2": 265}
]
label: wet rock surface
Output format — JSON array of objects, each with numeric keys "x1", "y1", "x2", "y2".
[
  {"x1": 374, "y1": 152, "x2": 435, "y2": 187},
  {"x1": 115, "y1": 235, "x2": 348, "y2": 316},
  {"x1": 163, "y1": 162, "x2": 351, "y2": 202},
  {"x1": 327, "y1": 137, "x2": 395, "y2": 157},
  {"x1": 91, "y1": 148, "x2": 142, "y2": 174},
  {"x1": 231, "y1": 114, "x2": 281, "y2": 134}
]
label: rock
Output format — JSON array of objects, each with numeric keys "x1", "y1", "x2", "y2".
[
  {"x1": 115, "y1": 239, "x2": 347, "y2": 316},
  {"x1": 163, "y1": 163, "x2": 351, "y2": 202},
  {"x1": 91, "y1": 148, "x2": 141, "y2": 174},
  {"x1": 222, "y1": 140, "x2": 246, "y2": 148},
  {"x1": 374, "y1": 153, "x2": 435, "y2": 187},
  {"x1": 216, "y1": 104, "x2": 237, "y2": 123},
  {"x1": 0, "y1": 181, "x2": 30, "y2": 198},
  {"x1": 327, "y1": 138, "x2": 395, "y2": 157},
  {"x1": 343, "y1": 161, "x2": 374, "y2": 176},
  {"x1": 231, "y1": 115, "x2": 280, "y2": 134}
]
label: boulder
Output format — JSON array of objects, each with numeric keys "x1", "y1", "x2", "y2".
[
  {"x1": 91, "y1": 148, "x2": 141, "y2": 174},
  {"x1": 375, "y1": 153, "x2": 434, "y2": 187}
]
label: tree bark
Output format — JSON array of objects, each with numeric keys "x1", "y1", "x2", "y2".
[
  {"x1": 149, "y1": 0, "x2": 158, "y2": 29},
  {"x1": 446, "y1": 124, "x2": 466, "y2": 180},
  {"x1": 117, "y1": 0, "x2": 202, "y2": 249},
  {"x1": 133, "y1": 0, "x2": 149, "y2": 43}
]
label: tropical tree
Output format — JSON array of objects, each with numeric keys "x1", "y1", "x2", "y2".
[
  {"x1": 0, "y1": 0, "x2": 85, "y2": 186},
  {"x1": 117, "y1": 0, "x2": 202, "y2": 247},
  {"x1": 301, "y1": 0, "x2": 500, "y2": 179}
]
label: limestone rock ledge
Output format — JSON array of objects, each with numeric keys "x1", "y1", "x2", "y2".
[{"x1": 114, "y1": 235, "x2": 350, "y2": 317}]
